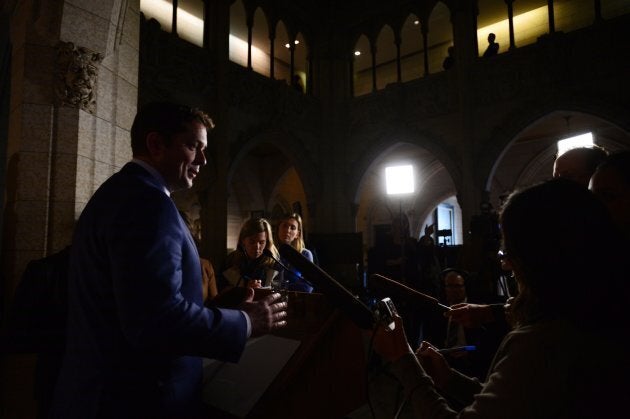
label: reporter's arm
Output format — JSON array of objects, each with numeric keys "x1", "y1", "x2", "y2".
[
  {"x1": 388, "y1": 353, "x2": 458, "y2": 419},
  {"x1": 445, "y1": 303, "x2": 495, "y2": 328},
  {"x1": 373, "y1": 317, "x2": 458, "y2": 418}
]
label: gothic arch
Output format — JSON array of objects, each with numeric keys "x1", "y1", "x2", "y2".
[
  {"x1": 482, "y1": 95, "x2": 630, "y2": 192},
  {"x1": 400, "y1": 12, "x2": 423, "y2": 82},
  {"x1": 228, "y1": 127, "x2": 320, "y2": 205},
  {"x1": 348, "y1": 124, "x2": 461, "y2": 205},
  {"x1": 352, "y1": 33, "x2": 372, "y2": 96},
  {"x1": 251, "y1": 6, "x2": 270, "y2": 75},
  {"x1": 426, "y1": 1, "x2": 453, "y2": 74},
  {"x1": 375, "y1": 24, "x2": 396, "y2": 89},
  {"x1": 274, "y1": 19, "x2": 291, "y2": 82},
  {"x1": 353, "y1": 140, "x2": 458, "y2": 247}
]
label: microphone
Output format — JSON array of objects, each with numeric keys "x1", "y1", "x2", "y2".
[
  {"x1": 262, "y1": 248, "x2": 290, "y2": 272},
  {"x1": 279, "y1": 244, "x2": 375, "y2": 329},
  {"x1": 263, "y1": 248, "x2": 313, "y2": 287},
  {"x1": 369, "y1": 274, "x2": 450, "y2": 313}
]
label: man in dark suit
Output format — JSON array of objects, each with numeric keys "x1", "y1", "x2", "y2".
[{"x1": 52, "y1": 102, "x2": 287, "y2": 418}]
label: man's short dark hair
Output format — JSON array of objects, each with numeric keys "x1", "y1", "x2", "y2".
[
  {"x1": 554, "y1": 145, "x2": 608, "y2": 173},
  {"x1": 130, "y1": 102, "x2": 214, "y2": 156}
]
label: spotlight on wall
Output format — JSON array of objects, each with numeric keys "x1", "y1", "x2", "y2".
[
  {"x1": 385, "y1": 164, "x2": 415, "y2": 195},
  {"x1": 557, "y1": 132, "x2": 594, "y2": 156}
]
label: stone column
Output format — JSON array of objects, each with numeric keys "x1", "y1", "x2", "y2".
[
  {"x1": 200, "y1": 0, "x2": 230, "y2": 266},
  {"x1": 1, "y1": 0, "x2": 139, "y2": 415},
  {"x1": 3, "y1": 0, "x2": 138, "y2": 298},
  {"x1": 451, "y1": 0, "x2": 483, "y2": 238},
  {"x1": 310, "y1": 35, "x2": 356, "y2": 234}
]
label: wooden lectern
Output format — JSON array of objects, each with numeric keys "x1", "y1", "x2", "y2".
[{"x1": 203, "y1": 291, "x2": 369, "y2": 419}]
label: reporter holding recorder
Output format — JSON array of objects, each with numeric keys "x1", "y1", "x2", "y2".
[{"x1": 373, "y1": 178, "x2": 629, "y2": 418}]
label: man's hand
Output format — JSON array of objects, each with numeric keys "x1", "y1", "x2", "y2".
[{"x1": 239, "y1": 290, "x2": 287, "y2": 337}]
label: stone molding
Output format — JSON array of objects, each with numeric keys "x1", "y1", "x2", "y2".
[{"x1": 55, "y1": 41, "x2": 103, "y2": 114}]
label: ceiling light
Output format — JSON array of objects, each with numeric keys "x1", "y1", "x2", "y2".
[
  {"x1": 413, "y1": 20, "x2": 420, "y2": 25},
  {"x1": 285, "y1": 43, "x2": 290, "y2": 48},
  {"x1": 294, "y1": 40, "x2": 299, "y2": 45},
  {"x1": 354, "y1": 51, "x2": 361, "y2": 56}
]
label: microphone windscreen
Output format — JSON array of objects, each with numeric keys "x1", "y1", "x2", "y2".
[
  {"x1": 279, "y1": 244, "x2": 374, "y2": 329},
  {"x1": 262, "y1": 248, "x2": 284, "y2": 271}
]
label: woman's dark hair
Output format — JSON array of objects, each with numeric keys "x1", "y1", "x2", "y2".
[
  {"x1": 225, "y1": 218, "x2": 277, "y2": 271},
  {"x1": 500, "y1": 178, "x2": 627, "y2": 329}
]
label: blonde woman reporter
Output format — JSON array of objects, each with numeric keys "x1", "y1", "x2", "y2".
[{"x1": 276, "y1": 213, "x2": 314, "y2": 292}]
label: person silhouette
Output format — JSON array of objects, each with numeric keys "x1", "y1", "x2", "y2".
[
  {"x1": 442, "y1": 46, "x2": 455, "y2": 70},
  {"x1": 292, "y1": 74, "x2": 304, "y2": 93},
  {"x1": 483, "y1": 33, "x2": 499, "y2": 57}
]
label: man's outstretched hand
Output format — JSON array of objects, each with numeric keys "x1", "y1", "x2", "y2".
[{"x1": 239, "y1": 289, "x2": 288, "y2": 337}]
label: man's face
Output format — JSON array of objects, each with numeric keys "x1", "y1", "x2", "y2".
[
  {"x1": 278, "y1": 219, "x2": 299, "y2": 244},
  {"x1": 553, "y1": 151, "x2": 592, "y2": 187},
  {"x1": 444, "y1": 272, "x2": 466, "y2": 305},
  {"x1": 157, "y1": 120, "x2": 207, "y2": 192}
]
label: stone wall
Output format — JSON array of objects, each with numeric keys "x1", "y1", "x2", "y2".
[{"x1": 1, "y1": 1, "x2": 139, "y2": 415}]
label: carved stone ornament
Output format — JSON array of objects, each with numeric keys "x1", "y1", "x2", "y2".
[{"x1": 55, "y1": 42, "x2": 103, "y2": 113}]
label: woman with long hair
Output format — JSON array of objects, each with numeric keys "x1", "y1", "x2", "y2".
[
  {"x1": 277, "y1": 213, "x2": 313, "y2": 260},
  {"x1": 218, "y1": 218, "x2": 280, "y2": 291},
  {"x1": 276, "y1": 213, "x2": 315, "y2": 292}
]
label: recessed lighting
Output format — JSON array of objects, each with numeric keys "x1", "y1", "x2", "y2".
[{"x1": 354, "y1": 51, "x2": 361, "y2": 56}]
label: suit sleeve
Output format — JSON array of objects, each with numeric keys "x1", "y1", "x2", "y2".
[{"x1": 107, "y1": 190, "x2": 247, "y2": 362}]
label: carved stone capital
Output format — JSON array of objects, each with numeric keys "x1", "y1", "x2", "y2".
[{"x1": 55, "y1": 41, "x2": 103, "y2": 114}]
